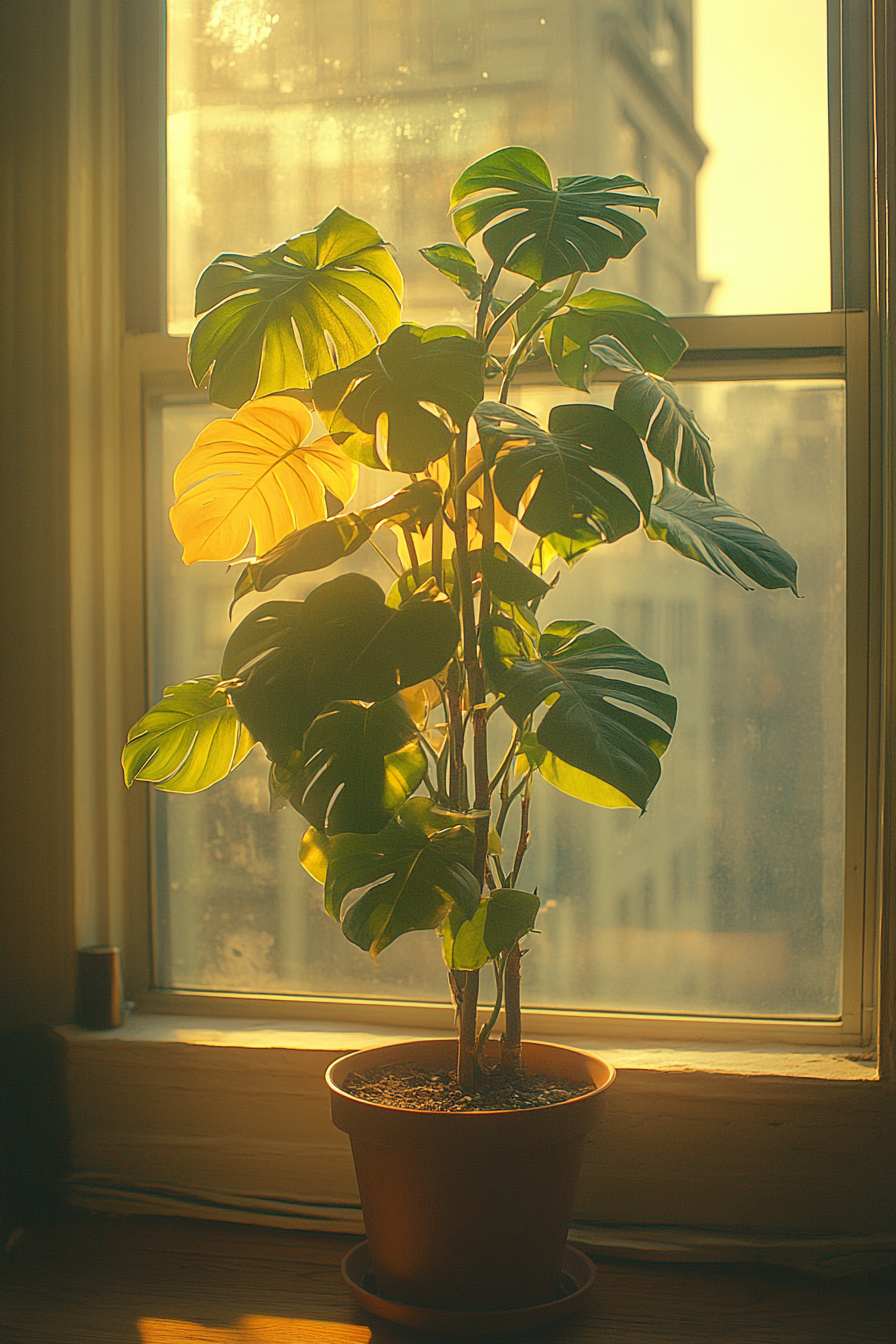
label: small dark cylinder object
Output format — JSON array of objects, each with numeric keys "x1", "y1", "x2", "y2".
[{"x1": 77, "y1": 946, "x2": 123, "y2": 1029}]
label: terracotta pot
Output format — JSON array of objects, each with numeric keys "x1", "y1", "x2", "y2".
[{"x1": 326, "y1": 1037, "x2": 614, "y2": 1313}]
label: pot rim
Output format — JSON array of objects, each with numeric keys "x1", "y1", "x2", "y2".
[{"x1": 325, "y1": 1036, "x2": 615, "y2": 1119}]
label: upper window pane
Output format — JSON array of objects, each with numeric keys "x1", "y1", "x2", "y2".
[{"x1": 166, "y1": 0, "x2": 831, "y2": 333}]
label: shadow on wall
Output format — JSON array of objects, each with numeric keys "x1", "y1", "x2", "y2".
[{"x1": 0, "y1": 1025, "x2": 70, "y2": 1244}]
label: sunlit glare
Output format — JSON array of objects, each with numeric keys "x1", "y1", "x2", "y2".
[
  {"x1": 695, "y1": 0, "x2": 830, "y2": 314},
  {"x1": 138, "y1": 1315, "x2": 372, "y2": 1342}
]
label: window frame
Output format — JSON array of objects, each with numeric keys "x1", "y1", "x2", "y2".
[{"x1": 117, "y1": 0, "x2": 884, "y2": 1055}]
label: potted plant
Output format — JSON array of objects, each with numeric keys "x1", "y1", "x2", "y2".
[{"x1": 124, "y1": 146, "x2": 797, "y2": 1327}]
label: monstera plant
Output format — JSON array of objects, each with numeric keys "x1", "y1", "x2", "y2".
[{"x1": 124, "y1": 147, "x2": 797, "y2": 1090}]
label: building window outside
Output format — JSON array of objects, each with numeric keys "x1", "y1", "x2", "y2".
[{"x1": 152, "y1": 0, "x2": 847, "y2": 1024}]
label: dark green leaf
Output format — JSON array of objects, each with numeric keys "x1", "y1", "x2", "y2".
[
  {"x1": 322, "y1": 799, "x2": 479, "y2": 956},
  {"x1": 475, "y1": 401, "x2": 652, "y2": 550},
  {"x1": 122, "y1": 675, "x2": 254, "y2": 793},
  {"x1": 482, "y1": 615, "x2": 676, "y2": 811},
  {"x1": 232, "y1": 514, "x2": 372, "y2": 607},
  {"x1": 440, "y1": 888, "x2": 540, "y2": 970},
  {"x1": 222, "y1": 574, "x2": 460, "y2": 763},
  {"x1": 615, "y1": 372, "x2": 715, "y2": 499},
  {"x1": 646, "y1": 480, "x2": 799, "y2": 594},
  {"x1": 419, "y1": 243, "x2": 483, "y2": 299},
  {"x1": 544, "y1": 290, "x2": 687, "y2": 390},
  {"x1": 360, "y1": 478, "x2": 443, "y2": 532},
  {"x1": 480, "y1": 541, "x2": 550, "y2": 603},
  {"x1": 231, "y1": 480, "x2": 443, "y2": 607},
  {"x1": 271, "y1": 697, "x2": 427, "y2": 834},
  {"x1": 312, "y1": 324, "x2": 485, "y2": 473},
  {"x1": 189, "y1": 208, "x2": 403, "y2": 407},
  {"x1": 450, "y1": 146, "x2": 658, "y2": 285}
]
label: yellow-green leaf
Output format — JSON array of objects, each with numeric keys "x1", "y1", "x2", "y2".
[
  {"x1": 122, "y1": 675, "x2": 254, "y2": 793},
  {"x1": 169, "y1": 395, "x2": 357, "y2": 564}
]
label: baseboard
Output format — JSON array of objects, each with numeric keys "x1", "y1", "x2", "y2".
[{"x1": 66, "y1": 1174, "x2": 895, "y2": 1277}]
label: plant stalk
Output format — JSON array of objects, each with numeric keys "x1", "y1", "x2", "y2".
[{"x1": 500, "y1": 943, "x2": 523, "y2": 1071}]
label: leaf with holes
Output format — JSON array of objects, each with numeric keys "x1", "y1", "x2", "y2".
[
  {"x1": 189, "y1": 208, "x2": 403, "y2": 408},
  {"x1": 614, "y1": 372, "x2": 715, "y2": 499},
  {"x1": 170, "y1": 396, "x2": 357, "y2": 564},
  {"x1": 122, "y1": 676, "x2": 254, "y2": 793},
  {"x1": 450, "y1": 146, "x2": 658, "y2": 285},
  {"x1": 271, "y1": 697, "x2": 427, "y2": 834},
  {"x1": 646, "y1": 480, "x2": 799, "y2": 593},
  {"x1": 440, "y1": 888, "x2": 540, "y2": 970},
  {"x1": 544, "y1": 290, "x2": 687, "y2": 390},
  {"x1": 312, "y1": 324, "x2": 485, "y2": 473},
  {"x1": 475, "y1": 401, "x2": 652, "y2": 550},
  {"x1": 222, "y1": 574, "x2": 460, "y2": 764},
  {"x1": 320, "y1": 799, "x2": 479, "y2": 956},
  {"x1": 482, "y1": 615, "x2": 676, "y2": 812}
]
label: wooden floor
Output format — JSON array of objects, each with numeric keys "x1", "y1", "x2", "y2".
[{"x1": 0, "y1": 1215, "x2": 893, "y2": 1344}]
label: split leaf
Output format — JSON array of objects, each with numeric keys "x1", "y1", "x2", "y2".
[
  {"x1": 451, "y1": 146, "x2": 658, "y2": 285},
  {"x1": 482, "y1": 616, "x2": 676, "y2": 812},
  {"x1": 312, "y1": 324, "x2": 485, "y2": 473},
  {"x1": 646, "y1": 480, "x2": 799, "y2": 593},
  {"x1": 189, "y1": 208, "x2": 403, "y2": 407},
  {"x1": 170, "y1": 396, "x2": 357, "y2": 564}
]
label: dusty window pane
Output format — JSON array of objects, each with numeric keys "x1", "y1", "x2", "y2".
[
  {"x1": 150, "y1": 381, "x2": 844, "y2": 1016},
  {"x1": 168, "y1": 0, "x2": 830, "y2": 329}
]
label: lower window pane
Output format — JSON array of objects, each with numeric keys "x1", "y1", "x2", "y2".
[{"x1": 148, "y1": 380, "x2": 844, "y2": 1018}]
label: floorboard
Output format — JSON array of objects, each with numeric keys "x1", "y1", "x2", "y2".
[{"x1": 0, "y1": 1216, "x2": 893, "y2": 1344}]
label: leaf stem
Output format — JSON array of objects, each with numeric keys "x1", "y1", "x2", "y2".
[
  {"x1": 475, "y1": 955, "x2": 506, "y2": 1071},
  {"x1": 475, "y1": 259, "x2": 504, "y2": 343},
  {"x1": 483, "y1": 282, "x2": 539, "y2": 350},
  {"x1": 497, "y1": 271, "x2": 582, "y2": 403},
  {"x1": 489, "y1": 727, "x2": 521, "y2": 797}
]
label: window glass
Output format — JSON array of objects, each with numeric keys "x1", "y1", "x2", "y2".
[
  {"x1": 149, "y1": 379, "x2": 844, "y2": 1017},
  {"x1": 166, "y1": 0, "x2": 831, "y2": 330}
]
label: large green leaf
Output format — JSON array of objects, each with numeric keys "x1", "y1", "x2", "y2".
[
  {"x1": 614, "y1": 370, "x2": 715, "y2": 499},
  {"x1": 221, "y1": 574, "x2": 460, "y2": 764},
  {"x1": 646, "y1": 480, "x2": 799, "y2": 593},
  {"x1": 419, "y1": 243, "x2": 483, "y2": 299},
  {"x1": 312, "y1": 324, "x2": 485, "y2": 473},
  {"x1": 231, "y1": 480, "x2": 443, "y2": 607},
  {"x1": 440, "y1": 888, "x2": 540, "y2": 970},
  {"x1": 122, "y1": 675, "x2": 254, "y2": 793},
  {"x1": 316, "y1": 799, "x2": 480, "y2": 956},
  {"x1": 482, "y1": 616, "x2": 676, "y2": 811},
  {"x1": 450, "y1": 147, "x2": 658, "y2": 285},
  {"x1": 476, "y1": 401, "x2": 652, "y2": 549},
  {"x1": 189, "y1": 208, "x2": 403, "y2": 408},
  {"x1": 271, "y1": 697, "x2": 427, "y2": 834},
  {"x1": 544, "y1": 290, "x2": 687, "y2": 390}
]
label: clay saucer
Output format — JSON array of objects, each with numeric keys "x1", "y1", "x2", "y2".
[{"x1": 341, "y1": 1239, "x2": 596, "y2": 1335}]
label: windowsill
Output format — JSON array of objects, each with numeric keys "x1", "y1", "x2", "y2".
[
  {"x1": 57, "y1": 1012, "x2": 878, "y2": 1080},
  {"x1": 56, "y1": 1014, "x2": 892, "y2": 1250}
]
